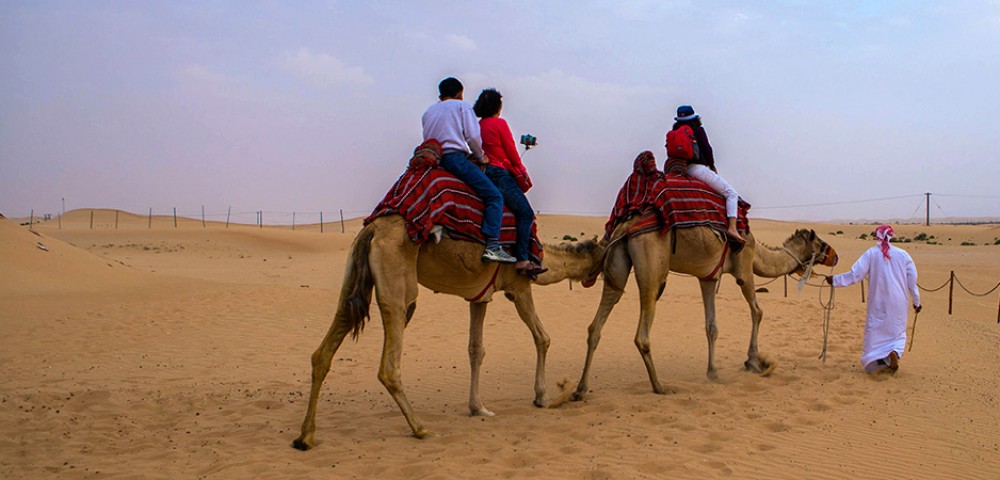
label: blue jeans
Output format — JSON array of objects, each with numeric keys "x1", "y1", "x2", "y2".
[
  {"x1": 484, "y1": 165, "x2": 535, "y2": 261},
  {"x1": 439, "y1": 151, "x2": 503, "y2": 240}
]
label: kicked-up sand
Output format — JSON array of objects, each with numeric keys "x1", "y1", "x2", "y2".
[{"x1": 2, "y1": 209, "x2": 999, "y2": 479}]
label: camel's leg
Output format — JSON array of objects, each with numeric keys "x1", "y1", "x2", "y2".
[
  {"x1": 292, "y1": 312, "x2": 356, "y2": 450},
  {"x1": 510, "y1": 287, "x2": 550, "y2": 407},
  {"x1": 698, "y1": 279, "x2": 721, "y2": 381},
  {"x1": 739, "y1": 280, "x2": 768, "y2": 373},
  {"x1": 370, "y1": 237, "x2": 427, "y2": 438},
  {"x1": 467, "y1": 302, "x2": 495, "y2": 416},
  {"x1": 630, "y1": 239, "x2": 671, "y2": 395},
  {"x1": 573, "y1": 242, "x2": 631, "y2": 401}
]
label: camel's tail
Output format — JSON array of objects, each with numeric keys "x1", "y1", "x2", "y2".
[{"x1": 338, "y1": 224, "x2": 376, "y2": 340}]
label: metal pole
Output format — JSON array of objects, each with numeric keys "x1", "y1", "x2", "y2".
[
  {"x1": 29, "y1": 209, "x2": 34, "y2": 231},
  {"x1": 320, "y1": 211, "x2": 324, "y2": 233},
  {"x1": 226, "y1": 206, "x2": 231, "y2": 228},
  {"x1": 115, "y1": 210, "x2": 119, "y2": 229},
  {"x1": 173, "y1": 208, "x2": 177, "y2": 228},
  {"x1": 202, "y1": 205, "x2": 206, "y2": 227},
  {"x1": 148, "y1": 208, "x2": 152, "y2": 229},
  {"x1": 340, "y1": 209, "x2": 345, "y2": 233},
  {"x1": 292, "y1": 212, "x2": 296, "y2": 231},
  {"x1": 90, "y1": 210, "x2": 94, "y2": 229}
]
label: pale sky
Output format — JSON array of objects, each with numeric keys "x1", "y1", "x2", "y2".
[{"x1": 3, "y1": 1, "x2": 999, "y2": 224}]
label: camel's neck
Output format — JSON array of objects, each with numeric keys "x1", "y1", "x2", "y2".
[{"x1": 752, "y1": 242, "x2": 805, "y2": 278}]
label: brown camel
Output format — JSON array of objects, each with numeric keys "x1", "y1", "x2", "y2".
[
  {"x1": 572, "y1": 215, "x2": 838, "y2": 400},
  {"x1": 293, "y1": 215, "x2": 603, "y2": 450}
]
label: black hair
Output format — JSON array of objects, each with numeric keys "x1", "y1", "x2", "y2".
[
  {"x1": 438, "y1": 77, "x2": 463, "y2": 99},
  {"x1": 473, "y1": 88, "x2": 503, "y2": 118},
  {"x1": 671, "y1": 117, "x2": 703, "y2": 130}
]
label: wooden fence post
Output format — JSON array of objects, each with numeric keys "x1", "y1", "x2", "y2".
[
  {"x1": 148, "y1": 208, "x2": 152, "y2": 229},
  {"x1": 173, "y1": 208, "x2": 177, "y2": 228},
  {"x1": 202, "y1": 205, "x2": 206, "y2": 227},
  {"x1": 340, "y1": 209, "x2": 345, "y2": 233},
  {"x1": 90, "y1": 210, "x2": 94, "y2": 229},
  {"x1": 320, "y1": 211, "x2": 324, "y2": 233},
  {"x1": 783, "y1": 275, "x2": 787, "y2": 298},
  {"x1": 948, "y1": 270, "x2": 955, "y2": 315},
  {"x1": 115, "y1": 210, "x2": 119, "y2": 229}
]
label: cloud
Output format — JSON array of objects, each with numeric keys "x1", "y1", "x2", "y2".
[
  {"x1": 445, "y1": 34, "x2": 477, "y2": 51},
  {"x1": 282, "y1": 47, "x2": 374, "y2": 87}
]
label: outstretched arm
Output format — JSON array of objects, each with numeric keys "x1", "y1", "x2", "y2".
[{"x1": 831, "y1": 249, "x2": 871, "y2": 287}]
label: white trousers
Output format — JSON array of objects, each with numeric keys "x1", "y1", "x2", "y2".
[{"x1": 687, "y1": 164, "x2": 739, "y2": 218}]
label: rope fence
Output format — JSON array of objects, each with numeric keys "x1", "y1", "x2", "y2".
[{"x1": 780, "y1": 271, "x2": 1000, "y2": 325}]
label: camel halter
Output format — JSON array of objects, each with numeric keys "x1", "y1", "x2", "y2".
[{"x1": 782, "y1": 247, "x2": 820, "y2": 291}]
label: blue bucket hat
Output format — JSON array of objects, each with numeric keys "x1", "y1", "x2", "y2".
[{"x1": 674, "y1": 104, "x2": 699, "y2": 121}]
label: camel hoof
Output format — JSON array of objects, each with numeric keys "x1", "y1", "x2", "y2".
[
  {"x1": 532, "y1": 398, "x2": 547, "y2": 408},
  {"x1": 413, "y1": 427, "x2": 434, "y2": 439},
  {"x1": 291, "y1": 437, "x2": 313, "y2": 451},
  {"x1": 471, "y1": 408, "x2": 496, "y2": 417},
  {"x1": 570, "y1": 390, "x2": 586, "y2": 402},
  {"x1": 706, "y1": 370, "x2": 719, "y2": 381}
]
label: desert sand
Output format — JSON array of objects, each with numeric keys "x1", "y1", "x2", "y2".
[{"x1": 2, "y1": 209, "x2": 999, "y2": 479}]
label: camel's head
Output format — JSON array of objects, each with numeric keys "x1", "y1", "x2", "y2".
[
  {"x1": 533, "y1": 239, "x2": 607, "y2": 286},
  {"x1": 789, "y1": 229, "x2": 839, "y2": 273}
]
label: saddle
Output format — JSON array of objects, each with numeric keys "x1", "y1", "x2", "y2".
[
  {"x1": 605, "y1": 151, "x2": 751, "y2": 245},
  {"x1": 365, "y1": 140, "x2": 543, "y2": 264}
]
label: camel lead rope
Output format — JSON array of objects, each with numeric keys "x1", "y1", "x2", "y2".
[
  {"x1": 907, "y1": 311, "x2": 920, "y2": 352},
  {"x1": 818, "y1": 279, "x2": 835, "y2": 364}
]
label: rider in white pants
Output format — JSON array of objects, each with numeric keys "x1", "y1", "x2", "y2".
[{"x1": 671, "y1": 104, "x2": 744, "y2": 243}]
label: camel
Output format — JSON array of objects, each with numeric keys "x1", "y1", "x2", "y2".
[
  {"x1": 571, "y1": 214, "x2": 838, "y2": 400},
  {"x1": 292, "y1": 215, "x2": 603, "y2": 450}
]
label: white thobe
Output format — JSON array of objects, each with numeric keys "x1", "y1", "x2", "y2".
[{"x1": 832, "y1": 245, "x2": 920, "y2": 368}]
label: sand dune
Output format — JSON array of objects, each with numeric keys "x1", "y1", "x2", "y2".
[{"x1": 1, "y1": 212, "x2": 998, "y2": 479}]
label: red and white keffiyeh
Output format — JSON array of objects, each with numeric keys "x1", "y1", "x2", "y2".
[{"x1": 875, "y1": 224, "x2": 894, "y2": 259}]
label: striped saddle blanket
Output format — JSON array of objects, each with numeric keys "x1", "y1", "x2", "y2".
[
  {"x1": 365, "y1": 140, "x2": 543, "y2": 262},
  {"x1": 604, "y1": 151, "x2": 750, "y2": 240}
]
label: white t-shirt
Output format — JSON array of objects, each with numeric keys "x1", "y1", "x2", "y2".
[{"x1": 421, "y1": 99, "x2": 484, "y2": 160}]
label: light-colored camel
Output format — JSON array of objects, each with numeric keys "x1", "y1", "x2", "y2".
[
  {"x1": 572, "y1": 215, "x2": 838, "y2": 400},
  {"x1": 293, "y1": 215, "x2": 603, "y2": 450}
]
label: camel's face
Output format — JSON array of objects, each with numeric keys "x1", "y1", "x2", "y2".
[
  {"x1": 794, "y1": 229, "x2": 839, "y2": 271},
  {"x1": 805, "y1": 229, "x2": 839, "y2": 267}
]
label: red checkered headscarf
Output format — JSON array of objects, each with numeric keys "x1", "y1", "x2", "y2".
[{"x1": 875, "y1": 225, "x2": 894, "y2": 259}]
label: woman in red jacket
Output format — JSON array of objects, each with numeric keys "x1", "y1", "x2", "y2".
[{"x1": 473, "y1": 88, "x2": 546, "y2": 277}]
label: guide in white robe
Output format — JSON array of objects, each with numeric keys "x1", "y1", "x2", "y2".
[{"x1": 831, "y1": 239, "x2": 920, "y2": 370}]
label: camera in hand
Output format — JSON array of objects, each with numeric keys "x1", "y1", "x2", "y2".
[{"x1": 520, "y1": 134, "x2": 537, "y2": 150}]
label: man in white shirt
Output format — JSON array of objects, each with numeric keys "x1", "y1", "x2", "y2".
[
  {"x1": 825, "y1": 225, "x2": 922, "y2": 375},
  {"x1": 422, "y1": 77, "x2": 515, "y2": 264}
]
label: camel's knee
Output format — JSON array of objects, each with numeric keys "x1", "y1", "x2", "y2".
[
  {"x1": 377, "y1": 369, "x2": 403, "y2": 393},
  {"x1": 535, "y1": 334, "x2": 550, "y2": 351},
  {"x1": 634, "y1": 337, "x2": 651, "y2": 355},
  {"x1": 705, "y1": 323, "x2": 719, "y2": 340},
  {"x1": 468, "y1": 344, "x2": 485, "y2": 363}
]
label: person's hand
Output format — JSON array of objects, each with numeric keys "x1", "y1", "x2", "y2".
[
  {"x1": 824, "y1": 275, "x2": 833, "y2": 285},
  {"x1": 914, "y1": 304, "x2": 922, "y2": 314}
]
